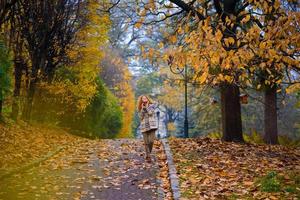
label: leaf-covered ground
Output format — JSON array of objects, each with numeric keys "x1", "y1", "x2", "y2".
[
  {"x1": 0, "y1": 123, "x2": 172, "y2": 199},
  {"x1": 0, "y1": 122, "x2": 84, "y2": 172},
  {"x1": 5, "y1": 122, "x2": 298, "y2": 200},
  {"x1": 169, "y1": 137, "x2": 300, "y2": 200}
]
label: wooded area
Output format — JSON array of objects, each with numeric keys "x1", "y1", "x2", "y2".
[
  {"x1": 132, "y1": 0, "x2": 300, "y2": 145},
  {"x1": 0, "y1": 0, "x2": 135, "y2": 138},
  {"x1": 1, "y1": 0, "x2": 299, "y2": 142}
]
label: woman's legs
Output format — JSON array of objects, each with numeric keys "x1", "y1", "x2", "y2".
[
  {"x1": 148, "y1": 130, "x2": 156, "y2": 153},
  {"x1": 142, "y1": 132, "x2": 151, "y2": 159},
  {"x1": 142, "y1": 130, "x2": 156, "y2": 162}
]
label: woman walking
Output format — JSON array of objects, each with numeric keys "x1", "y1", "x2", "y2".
[{"x1": 137, "y1": 95, "x2": 158, "y2": 163}]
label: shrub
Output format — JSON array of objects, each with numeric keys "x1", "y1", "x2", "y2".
[
  {"x1": 244, "y1": 131, "x2": 264, "y2": 144},
  {"x1": 31, "y1": 78, "x2": 123, "y2": 138},
  {"x1": 259, "y1": 171, "x2": 281, "y2": 192},
  {"x1": 207, "y1": 132, "x2": 222, "y2": 139},
  {"x1": 83, "y1": 78, "x2": 123, "y2": 138},
  {"x1": 278, "y1": 135, "x2": 300, "y2": 147}
]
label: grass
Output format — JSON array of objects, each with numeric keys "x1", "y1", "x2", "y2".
[
  {"x1": 256, "y1": 170, "x2": 300, "y2": 197},
  {"x1": 258, "y1": 171, "x2": 281, "y2": 192},
  {"x1": 228, "y1": 171, "x2": 300, "y2": 200},
  {"x1": 227, "y1": 194, "x2": 240, "y2": 200},
  {"x1": 181, "y1": 187, "x2": 196, "y2": 198}
]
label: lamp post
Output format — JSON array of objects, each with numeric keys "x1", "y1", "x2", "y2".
[
  {"x1": 183, "y1": 65, "x2": 188, "y2": 138},
  {"x1": 156, "y1": 110, "x2": 161, "y2": 139},
  {"x1": 168, "y1": 56, "x2": 189, "y2": 138}
]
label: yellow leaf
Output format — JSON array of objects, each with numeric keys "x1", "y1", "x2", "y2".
[
  {"x1": 259, "y1": 42, "x2": 266, "y2": 49},
  {"x1": 257, "y1": 84, "x2": 261, "y2": 89},
  {"x1": 158, "y1": 42, "x2": 164, "y2": 48},
  {"x1": 135, "y1": 22, "x2": 142, "y2": 28},
  {"x1": 242, "y1": 15, "x2": 251, "y2": 23},
  {"x1": 199, "y1": 72, "x2": 208, "y2": 84},
  {"x1": 169, "y1": 35, "x2": 177, "y2": 44},
  {"x1": 224, "y1": 75, "x2": 232, "y2": 82}
]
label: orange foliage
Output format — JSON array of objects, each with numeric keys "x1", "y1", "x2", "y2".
[{"x1": 101, "y1": 49, "x2": 135, "y2": 138}]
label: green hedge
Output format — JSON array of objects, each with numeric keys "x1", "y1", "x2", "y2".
[
  {"x1": 82, "y1": 78, "x2": 123, "y2": 138},
  {"x1": 31, "y1": 78, "x2": 123, "y2": 138}
]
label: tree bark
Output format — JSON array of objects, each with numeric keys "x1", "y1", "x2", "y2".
[
  {"x1": 0, "y1": 86, "x2": 3, "y2": 117},
  {"x1": 11, "y1": 60, "x2": 23, "y2": 120},
  {"x1": 264, "y1": 85, "x2": 278, "y2": 144},
  {"x1": 21, "y1": 56, "x2": 42, "y2": 121},
  {"x1": 221, "y1": 83, "x2": 244, "y2": 142},
  {"x1": 22, "y1": 77, "x2": 37, "y2": 121}
]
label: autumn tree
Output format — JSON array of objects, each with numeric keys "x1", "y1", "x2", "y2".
[
  {"x1": 7, "y1": 0, "x2": 83, "y2": 120},
  {"x1": 100, "y1": 48, "x2": 135, "y2": 138},
  {"x1": 0, "y1": 0, "x2": 127, "y2": 139},
  {"x1": 26, "y1": 0, "x2": 123, "y2": 138},
  {"x1": 232, "y1": 0, "x2": 300, "y2": 144},
  {"x1": 44, "y1": 0, "x2": 110, "y2": 112},
  {"x1": 264, "y1": 1, "x2": 299, "y2": 144},
  {"x1": 156, "y1": 69, "x2": 185, "y2": 135},
  {"x1": 137, "y1": 0, "x2": 299, "y2": 143},
  {"x1": 135, "y1": 0, "x2": 246, "y2": 142}
]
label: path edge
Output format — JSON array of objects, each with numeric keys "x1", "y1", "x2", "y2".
[{"x1": 161, "y1": 138, "x2": 181, "y2": 200}]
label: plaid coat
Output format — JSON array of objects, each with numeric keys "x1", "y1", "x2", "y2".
[{"x1": 139, "y1": 103, "x2": 158, "y2": 133}]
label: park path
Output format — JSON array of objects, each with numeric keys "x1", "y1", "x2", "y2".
[{"x1": 0, "y1": 139, "x2": 160, "y2": 200}]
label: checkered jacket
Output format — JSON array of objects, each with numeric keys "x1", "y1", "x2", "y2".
[{"x1": 138, "y1": 103, "x2": 158, "y2": 133}]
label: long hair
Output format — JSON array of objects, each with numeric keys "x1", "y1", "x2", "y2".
[{"x1": 137, "y1": 95, "x2": 154, "y2": 112}]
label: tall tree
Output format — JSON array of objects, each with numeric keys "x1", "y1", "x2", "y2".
[
  {"x1": 138, "y1": 0, "x2": 299, "y2": 143},
  {"x1": 42, "y1": 0, "x2": 111, "y2": 113},
  {"x1": 9, "y1": 0, "x2": 83, "y2": 120},
  {"x1": 137, "y1": 0, "x2": 246, "y2": 142}
]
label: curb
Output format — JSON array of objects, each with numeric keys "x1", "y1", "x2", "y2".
[
  {"x1": 0, "y1": 146, "x2": 65, "y2": 180},
  {"x1": 156, "y1": 174, "x2": 165, "y2": 200},
  {"x1": 161, "y1": 139, "x2": 181, "y2": 200}
]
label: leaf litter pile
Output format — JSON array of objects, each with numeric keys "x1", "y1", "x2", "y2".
[
  {"x1": 169, "y1": 137, "x2": 300, "y2": 200},
  {"x1": 156, "y1": 140, "x2": 173, "y2": 199}
]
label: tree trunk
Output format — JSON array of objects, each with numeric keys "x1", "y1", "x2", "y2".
[
  {"x1": 22, "y1": 54, "x2": 45, "y2": 121},
  {"x1": 22, "y1": 61, "x2": 39, "y2": 121},
  {"x1": 264, "y1": 85, "x2": 278, "y2": 144},
  {"x1": 0, "y1": 86, "x2": 3, "y2": 117},
  {"x1": 22, "y1": 77, "x2": 37, "y2": 121},
  {"x1": 221, "y1": 83, "x2": 244, "y2": 142},
  {"x1": 11, "y1": 61, "x2": 23, "y2": 120}
]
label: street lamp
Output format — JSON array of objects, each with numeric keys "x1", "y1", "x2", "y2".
[
  {"x1": 168, "y1": 56, "x2": 189, "y2": 138},
  {"x1": 156, "y1": 110, "x2": 161, "y2": 139}
]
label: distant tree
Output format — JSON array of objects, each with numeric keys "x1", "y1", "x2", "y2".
[{"x1": 100, "y1": 48, "x2": 135, "y2": 137}]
